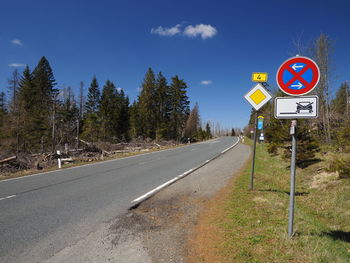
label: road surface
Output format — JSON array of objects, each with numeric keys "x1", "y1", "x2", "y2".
[{"x1": 0, "y1": 136, "x2": 238, "y2": 262}]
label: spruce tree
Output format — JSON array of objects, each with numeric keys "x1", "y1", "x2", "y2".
[
  {"x1": 129, "y1": 100, "x2": 141, "y2": 139},
  {"x1": 155, "y1": 72, "x2": 170, "y2": 139},
  {"x1": 85, "y1": 76, "x2": 100, "y2": 114},
  {"x1": 168, "y1": 75, "x2": 190, "y2": 140},
  {"x1": 18, "y1": 66, "x2": 34, "y2": 151},
  {"x1": 206, "y1": 122, "x2": 212, "y2": 139},
  {"x1": 27, "y1": 56, "x2": 57, "y2": 152},
  {"x1": 116, "y1": 90, "x2": 130, "y2": 141},
  {"x1": 82, "y1": 76, "x2": 101, "y2": 142},
  {"x1": 138, "y1": 68, "x2": 157, "y2": 139},
  {"x1": 282, "y1": 120, "x2": 320, "y2": 167},
  {"x1": 99, "y1": 80, "x2": 117, "y2": 141},
  {"x1": 57, "y1": 87, "x2": 79, "y2": 146}
]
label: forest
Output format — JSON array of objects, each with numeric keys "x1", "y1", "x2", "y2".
[{"x1": 0, "y1": 59, "x2": 214, "y2": 157}]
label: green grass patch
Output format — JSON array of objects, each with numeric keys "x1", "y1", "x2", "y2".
[{"x1": 218, "y1": 142, "x2": 350, "y2": 263}]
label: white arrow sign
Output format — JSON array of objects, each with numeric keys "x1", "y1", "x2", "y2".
[
  {"x1": 290, "y1": 82, "x2": 303, "y2": 89},
  {"x1": 291, "y1": 64, "x2": 304, "y2": 71}
]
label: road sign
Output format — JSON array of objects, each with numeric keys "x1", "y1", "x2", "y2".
[
  {"x1": 244, "y1": 83, "x2": 272, "y2": 111},
  {"x1": 259, "y1": 132, "x2": 264, "y2": 141},
  {"x1": 275, "y1": 96, "x2": 318, "y2": 119},
  {"x1": 252, "y1": 72, "x2": 268, "y2": 83},
  {"x1": 257, "y1": 116, "x2": 264, "y2": 130},
  {"x1": 276, "y1": 56, "x2": 320, "y2": 96}
]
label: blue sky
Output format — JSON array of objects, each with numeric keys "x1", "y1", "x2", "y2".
[{"x1": 1, "y1": 0, "x2": 349, "y2": 129}]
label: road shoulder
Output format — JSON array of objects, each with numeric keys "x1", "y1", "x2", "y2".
[{"x1": 43, "y1": 142, "x2": 250, "y2": 263}]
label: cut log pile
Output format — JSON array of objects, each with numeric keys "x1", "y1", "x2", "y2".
[{"x1": 0, "y1": 140, "x2": 179, "y2": 176}]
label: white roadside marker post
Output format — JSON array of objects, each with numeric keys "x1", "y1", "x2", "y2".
[{"x1": 57, "y1": 150, "x2": 62, "y2": 169}]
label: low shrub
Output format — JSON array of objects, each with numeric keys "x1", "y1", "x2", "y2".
[{"x1": 327, "y1": 156, "x2": 350, "y2": 179}]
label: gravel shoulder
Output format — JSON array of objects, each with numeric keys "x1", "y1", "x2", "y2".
[{"x1": 44, "y1": 142, "x2": 250, "y2": 263}]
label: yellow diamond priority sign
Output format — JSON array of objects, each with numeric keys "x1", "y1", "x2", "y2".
[{"x1": 244, "y1": 83, "x2": 272, "y2": 111}]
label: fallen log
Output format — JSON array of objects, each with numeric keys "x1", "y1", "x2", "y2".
[
  {"x1": 76, "y1": 138, "x2": 90, "y2": 146},
  {"x1": 0, "y1": 156, "x2": 17, "y2": 164},
  {"x1": 61, "y1": 158, "x2": 74, "y2": 163}
]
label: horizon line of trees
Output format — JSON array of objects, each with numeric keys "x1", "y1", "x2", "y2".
[{"x1": 0, "y1": 57, "x2": 218, "y2": 154}]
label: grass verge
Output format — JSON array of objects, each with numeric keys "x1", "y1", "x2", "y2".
[{"x1": 197, "y1": 142, "x2": 350, "y2": 263}]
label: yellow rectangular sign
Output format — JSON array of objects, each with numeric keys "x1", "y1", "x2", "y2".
[{"x1": 252, "y1": 72, "x2": 268, "y2": 82}]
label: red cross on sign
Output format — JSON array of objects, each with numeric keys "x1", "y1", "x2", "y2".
[{"x1": 276, "y1": 56, "x2": 320, "y2": 96}]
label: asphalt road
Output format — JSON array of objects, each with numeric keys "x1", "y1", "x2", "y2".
[{"x1": 0, "y1": 136, "x2": 238, "y2": 262}]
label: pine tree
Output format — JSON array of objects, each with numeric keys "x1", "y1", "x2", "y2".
[
  {"x1": 82, "y1": 76, "x2": 101, "y2": 142},
  {"x1": 168, "y1": 75, "x2": 190, "y2": 140},
  {"x1": 155, "y1": 72, "x2": 170, "y2": 139},
  {"x1": 85, "y1": 77, "x2": 100, "y2": 114},
  {"x1": 206, "y1": 122, "x2": 212, "y2": 139},
  {"x1": 231, "y1": 128, "x2": 236, "y2": 137},
  {"x1": 22, "y1": 56, "x2": 57, "y2": 152},
  {"x1": 18, "y1": 66, "x2": 34, "y2": 151},
  {"x1": 129, "y1": 100, "x2": 141, "y2": 139},
  {"x1": 57, "y1": 87, "x2": 79, "y2": 146},
  {"x1": 282, "y1": 121, "x2": 320, "y2": 167},
  {"x1": 116, "y1": 90, "x2": 130, "y2": 141},
  {"x1": 99, "y1": 80, "x2": 117, "y2": 141},
  {"x1": 138, "y1": 68, "x2": 157, "y2": 139}
]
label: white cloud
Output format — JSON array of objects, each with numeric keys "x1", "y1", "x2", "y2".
[
  {"x1": 151, "y1": 24, "x2": 181, "y2": 37},
  {"x1": 11, "y1": 39, "x2": 23, "y2": 46},
  {"x1": 8, "y1": 63, "x2": 26, "y2": 67},
  {"x1": 201, "y1": 80, "x2": 212, "y2": 85},
  {"x1": 184, "y1": 24, "x2": 217, "y2": 39}
]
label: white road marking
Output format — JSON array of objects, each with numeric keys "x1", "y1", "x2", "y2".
[
  {"x1": 0, "y1": 195, "x2": 16, "y2": 201},
  {"x1": 190, "y1": 148, "x2": 197, "y2": 151},
  {"x1": 131, "y1": 138, "x2": 240, "y2": 205}
]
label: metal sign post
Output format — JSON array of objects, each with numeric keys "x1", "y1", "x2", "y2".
[
  {"x1": 244, "y1": 79, "x2": 271, "y2": 191},
  {"x1": 250, "y1": 111, "x2": 258, "y2": 190},
  {"x1": 288, "y1": 120, "x2": 297, "y2": 237},
  {"x1": 275, "y1": 55, "x2": 321, "y2": 238}
]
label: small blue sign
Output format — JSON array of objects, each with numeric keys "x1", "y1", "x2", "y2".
[{"x1": 258, "y1": 118, "x2": 263, "y2": 130}]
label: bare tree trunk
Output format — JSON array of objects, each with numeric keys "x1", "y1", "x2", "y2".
[
  {"x1": 79, "y1": 81, "x2": 84, "y2": 120},
  {"x1": 52, "y1": 94, "x2": 57, "y2": 153}
]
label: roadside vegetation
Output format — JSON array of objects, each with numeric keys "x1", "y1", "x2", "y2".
[{"x1": 193, "y1": 142, "x2": 350, "y2": 263}]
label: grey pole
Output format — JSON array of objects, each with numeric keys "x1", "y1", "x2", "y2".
[
  {"x1": 250, "y1": 111, "x2": 258, "y2": 190},
  {"x1": 288, "y1": 120, "x2": 297, "y2": 237}
]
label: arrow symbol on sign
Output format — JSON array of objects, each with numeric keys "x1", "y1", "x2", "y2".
[
  {"x1": 291, "y1": 82, "x2": 303, "y2": 89},
  {"x1": 291, "y1": 64, "x2": 304, "y2": 71}
]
